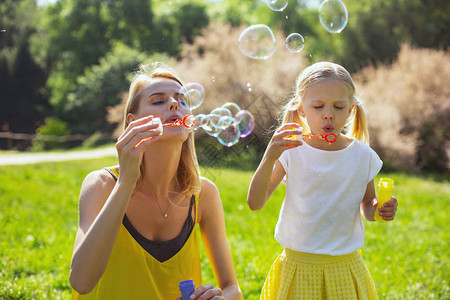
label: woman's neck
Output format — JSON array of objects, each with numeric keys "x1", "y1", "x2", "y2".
[{"x1": 138, "y1": 142, "x2": 183, "y2": 197}]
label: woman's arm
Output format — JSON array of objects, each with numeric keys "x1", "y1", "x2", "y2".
[
  {"x1": 70, "y1": 115, "x2": 162, "y2": 294},
  {"x1": 247, "y1": 124, "x2": 302, "y2": 210},
  {"x1": 69, "y1": 171, "x2": 134, "y2": 294},
  {"x1": 194, "y1": 178, "x2": 242, "y2": 300}
]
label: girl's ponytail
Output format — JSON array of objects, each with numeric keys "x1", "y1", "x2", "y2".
[
  {"x1": 348, "y1": 99, "x2": 370, "y2": 144},
  {"x1": 280, "y1": 98, "x2": 310, "y2": 133}
]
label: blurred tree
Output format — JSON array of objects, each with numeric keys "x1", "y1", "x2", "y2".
[
  {"x1": 173, "y1": 2, "x2": 210, "y2": 44},
  {"x1": 0, "y1": 0, "x2": 49, "y2": 150},
  {"x1": 63, "y1": 44, "x2": 171, "y2": 135}
]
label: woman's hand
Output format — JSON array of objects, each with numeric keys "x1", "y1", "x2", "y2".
[
  {"x1": 176, "y1": 284, "x2": 224, "y2": 300},
  {"x1": 264, "y1": 123, "x2": 303, "y2": 163},
  {"x1": 115, "y1": 115, "x2": 162, "y2": 185},
  {"x1": 376, "y1": 196, "x2": 398, "y2": 221}
]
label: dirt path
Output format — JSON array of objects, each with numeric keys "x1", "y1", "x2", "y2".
[{"x1": 0, "y1": 147, "x2": 117, "y2": 166}]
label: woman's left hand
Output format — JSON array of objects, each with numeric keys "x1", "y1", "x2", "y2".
[{"x1": 176, "y1": 284, "x2": 223, "y2": 300}]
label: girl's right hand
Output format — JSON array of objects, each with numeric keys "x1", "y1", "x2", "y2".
[
  {"x1": 115, "y1": 115, "x2": 162, "y2": 185},
  {"x1": 264, "y1": 123, "x2": 302, "y2": 162}
]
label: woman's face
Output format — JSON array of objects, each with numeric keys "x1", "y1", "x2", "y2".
[{"x1": 129, "y1": 78, "x2": 192, "y2": 140}]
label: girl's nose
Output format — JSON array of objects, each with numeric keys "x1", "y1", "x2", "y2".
[
  {"x1": 168, "y1": 97, "x2": 179, "y2": 111},
  {"x1": 323, "y1": 108, "x2": 334, "y2": 120}
]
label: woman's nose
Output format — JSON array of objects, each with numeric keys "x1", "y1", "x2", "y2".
[{"x1": 168, "y1": 97, "x2": 179, "y2": 111}]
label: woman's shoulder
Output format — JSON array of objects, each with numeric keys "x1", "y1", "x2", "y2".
[
  {"x1": 199, "y1": 176, "x2": 219, "y2": 196},
  {"x1": 80, "y1": 167, "x2": 117, "y2": 197}
]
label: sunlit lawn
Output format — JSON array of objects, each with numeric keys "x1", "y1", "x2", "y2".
[{"x1": 0, "y1": 158, "x2": 448, "y2": 299}]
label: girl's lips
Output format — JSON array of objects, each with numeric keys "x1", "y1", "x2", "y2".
[{"x1": 323, "y1": 126, "x2": 334, "y2": 133}]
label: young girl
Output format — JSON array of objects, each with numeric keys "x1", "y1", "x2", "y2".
[
  {"x1": 70, "y1": 62, "x2": 242, "y2": 299},
  {"x1": 247, "y1": 62, "x2": 398, "y2": 299}
]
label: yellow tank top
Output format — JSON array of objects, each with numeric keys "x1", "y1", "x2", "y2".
[{"x1": 72, "y1": 168, "x2": 202, "y2": 300}]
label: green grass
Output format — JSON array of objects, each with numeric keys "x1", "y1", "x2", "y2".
[{"x1": 0, "y1": 159, "x2": 449, "y2": 299}]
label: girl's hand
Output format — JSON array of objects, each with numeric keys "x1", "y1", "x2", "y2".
[
  {"x1": 264, "y1": 123, "x2": 303, "y2": 162},
  {"x1": 115, "y1": 115, "x2": 162, "y2": 185},
  {"x1": 377, "y1": 196, "x2": 398, "y2": 221},
  {"x1": 176, "y1": 284, "x2": 223, "y2": 300}
]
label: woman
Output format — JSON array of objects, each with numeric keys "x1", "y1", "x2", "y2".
[{"x1": 70, "y1": 63, "x2": 242, "y2": 300}]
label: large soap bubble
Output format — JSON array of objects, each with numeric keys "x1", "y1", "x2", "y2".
[
  {"x1": 286, "y1": 33, "x2": 305, "y2": 53},
  {"x1": 179, "y1": 83, "x2": 205, "y2": 110},
  {"x1": 319, "y1": 0, "x2": 348, "y2": 33},
  {"x1": 238, "y1": 24, "x2": 276, "y2": 60},
  {"x1": 265, "y1": 0, "x2": 288, "y2": 12}
]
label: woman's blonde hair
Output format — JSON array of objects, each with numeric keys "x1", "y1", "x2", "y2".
[
  {"x1": 124, "y1": 62, "x2": 201, "y2": 196},
  {"x1": 281, "y1": 62, "x2": 370, "y2": 144}
]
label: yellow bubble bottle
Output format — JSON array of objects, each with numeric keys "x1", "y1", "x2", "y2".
[{"x1": 374, "y1": 178, "x2": 394, "y2": 222}]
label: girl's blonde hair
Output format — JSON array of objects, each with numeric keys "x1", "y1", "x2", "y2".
[
  {"x1": 281, "y1": 62, "x2": 369, "y2": 144},
  {"x1": 124, "y1": 62, "x2": 201, "y2": 196}
]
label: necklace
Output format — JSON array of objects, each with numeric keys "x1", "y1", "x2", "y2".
[{"x1": 148, "y1": 191, "x2": 183, "y2": 218}]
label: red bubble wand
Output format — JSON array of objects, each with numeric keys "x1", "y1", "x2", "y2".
[
  {"x1": 162, "y1": 115, "x2": 195, "y2": 128},
  {"x1": 303, "y1": 132, "x2": 337, "y2": 144}
]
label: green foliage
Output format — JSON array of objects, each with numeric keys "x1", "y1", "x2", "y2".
[
  {"x1": 63, "y1": 43, "x2": 153, "y2": 134},
  {"x1": 173, "y1": 2, "x2": 210, "y2": 44},
  {"x1": 0, "y1": 160, "x2": 448, "y2": 299},
  {"x1": 32, "y1": 117, "x2": 70, "y2": 151}
]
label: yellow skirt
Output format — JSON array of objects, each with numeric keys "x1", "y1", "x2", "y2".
[{"x1": 260, "y1": 249, "x2": 378, "y2": 300}]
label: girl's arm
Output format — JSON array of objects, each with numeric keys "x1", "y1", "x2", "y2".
[
  {"x1": 193, "y1": 178, "x2": 242, "y2": 300},
  {"x1": 70, "y1": 116, "x2": 162, "y2": 294},
  {"x1": 360, "y1": 180, "x2": 377, "y2": 221},
  {"x1": 360, "y1": 180, "x2": 398, "y2": 221},
  {"x1": 247, "y1": 124, "x2": 302, "y2": 210}
]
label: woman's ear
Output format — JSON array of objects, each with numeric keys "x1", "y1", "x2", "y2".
[{"x1": 126, "y1": 113, "x2": 136, "y2": 126}]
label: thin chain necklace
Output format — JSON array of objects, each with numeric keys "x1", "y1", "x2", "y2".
[
  {"x1": 147, "y1": 189, "x2": 183, "y2": 219},
  {"x1": 137, "y1": 179, "x2": 183, "y2": 219},
  {"x1": 152, "y1": 195, "x2": 174, "y2": 218}
]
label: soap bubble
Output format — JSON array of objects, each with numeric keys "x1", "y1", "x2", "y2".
[
  {"x1": 193, "y1": 114, "x2": 207, "y2": 130},
  {"x1": 221, "y1": 102, "x2": 241, "y2": 117},
  {"x1": 265, "y1": 0, "x2": 288, "y2": 12},
  {"x1": 179, "y1": 83, "x2": 205, "y2": 110},
  {"x1": 319, "y1": 0, "x2": 348, "y2": 33},
  {"x1": 217, "y1": 124, "x2": 241, "y2": 147},
  {"x1": 238, "y1": 24, "x2": 276, "y2": 60},
  {"x1": 286, "y1": 33, "x2": 305, "y2": 53},
  {"x1": 202, "y1": 115, "x2": 221, "y2": 137},
  {"x1": 234, "y1": 110, "x2": 255, "y2": 138},
  {"x1": 209, "y1": 107, "x2": 233, "y2": 129}
]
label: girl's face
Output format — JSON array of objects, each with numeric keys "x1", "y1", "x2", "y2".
[
  {"x1": 128, "y1": 78, "x2": 192, "y2": 139},
  {"x1": 298, "y1": 78, "x2": 353, "y2": 136}
]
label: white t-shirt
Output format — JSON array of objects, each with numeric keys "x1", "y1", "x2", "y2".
[{"x1": 276, "y1": 139, "x2": 382, "y2": 256}]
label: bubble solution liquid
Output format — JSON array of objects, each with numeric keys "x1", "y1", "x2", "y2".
[
  {"x1": 374, "y1": 178, "x2": 394, "y2": 222},
  {"x1": 179, "y1": 280, "x2": 195, "y2": 300}
]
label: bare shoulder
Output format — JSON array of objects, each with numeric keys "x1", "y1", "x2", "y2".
[
  {"x1": 79, "y1": 169, "x2": 116, "y2": 210},
  {"x1": 197, "y1": 177, "x2": 222, "y2": 222},
  {"x1": 199, "y1": 176, "x2": 219, "y2": 195}
]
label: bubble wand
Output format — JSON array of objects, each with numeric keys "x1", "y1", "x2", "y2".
[
  {"x1": 303, "y1": 132, "x2": 337, "y2": 144},
  {"x1": 162, "y1": 115, "x2": 196, "y2": 129}
]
